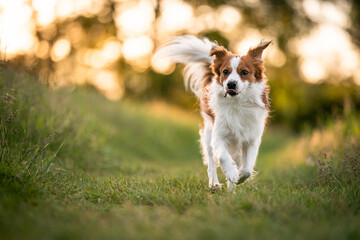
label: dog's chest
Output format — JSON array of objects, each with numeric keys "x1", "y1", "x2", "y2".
[{"x1": 217, "y1": 103, "x2": 267, "y2": 143}]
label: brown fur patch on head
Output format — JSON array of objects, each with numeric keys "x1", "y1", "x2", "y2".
[
  {"x1": 239, "y1": 55, "x2": 266, "y2": 82},
  {"x1": 209, "y1": 45, "x2": 233, "y2": 85},
  {"x1": 209, "y1": 46, "x2": 230, "y2": 76}
]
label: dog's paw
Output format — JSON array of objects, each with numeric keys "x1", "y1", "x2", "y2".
[
  {"x1": 237, "y1": 170, "x2": 251, "y2": 184},
  {"x1": 209, "y1": 183, "x2": 222, "y2": 192},
  {"x1": 225, "y1": 166, "x2": 240, "y2": 183}
]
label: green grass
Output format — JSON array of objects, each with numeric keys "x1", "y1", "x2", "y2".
[{"x1": 0, "y1": 68, "x2": 359, "y2": 240}]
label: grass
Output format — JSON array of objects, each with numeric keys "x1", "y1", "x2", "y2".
[{"x1": 0, "y1": 67, "x2": 359, "y2": 240}]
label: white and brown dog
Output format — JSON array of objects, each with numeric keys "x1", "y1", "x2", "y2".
[{"x1": 153, "y1": 35, "x2": 271, "y2": 190}]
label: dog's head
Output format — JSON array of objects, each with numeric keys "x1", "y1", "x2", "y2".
[{"x1": 209, "y1": 41, "x2": 271, "y2": 97}]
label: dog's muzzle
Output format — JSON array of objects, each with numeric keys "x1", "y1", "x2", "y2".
[{"x1": 224, "y1": 81, "x2": 239, "y2": 97}]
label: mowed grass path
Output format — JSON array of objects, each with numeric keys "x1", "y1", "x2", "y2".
[{"x1": 1, "y1": 69, "x2": 359, "y2": 240}]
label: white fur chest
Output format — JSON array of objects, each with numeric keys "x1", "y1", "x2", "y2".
[{"x1": 210, "y1": 82, "x2": 268, "y2": 144}]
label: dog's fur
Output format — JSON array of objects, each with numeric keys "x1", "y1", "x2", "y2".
[{"x1": 153, "y1": 35, "x2": 271, "y2": 190}]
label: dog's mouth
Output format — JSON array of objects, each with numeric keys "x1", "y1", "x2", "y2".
[{"x1": 224, "y1": 89, "x2": 239, "y2": 97}]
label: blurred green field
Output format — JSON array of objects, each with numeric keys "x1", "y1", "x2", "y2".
[{"x1": 1, "y1": 68, "x2": 359, "y2": 240}]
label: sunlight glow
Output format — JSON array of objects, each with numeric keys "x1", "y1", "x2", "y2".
[
  {"x1": 51, "y1": 38, "x2": 71, "y2": 62},
  {"x1": 0, "y1": 0, "x2": 359, "y2": 99},
  {"x1": 157, "y1": 0, "x2": 193, "y2": 35},
  {"x1": 35, "y1": 41, "x2": 50, "y2": 59},
  {"x1": 235, "y1": 28, "x2": 263, "y2": 54},
  {"x1": 266, "y1": 46, "x2": 286, "y2": 68},
  {"x1": 32, "y1": 0, "x2": 57, "y2": 26},
  {"x1": 90, "y1": 70, "x2": 123, "y2": 101},
  {"x1": 82, "y1": 39, "x2": 121, "y2": 69},
  {"x1": 300, "y1": 59, "x2": 326, "y2": 83},
  {"x1": 0, "y1": 0, "x2": 37, "y2": 57},
  {"x1": 292, "y1": 23, "x2": 360, "y2": 83},
  {"x1": 355, "y1": 69, "x2": 360, "y2": 86},
  {"x1": 122, "y1": 36, "x2": 153, "y2": 71},
  {"x1": 33, "y1": 0, "x2": 104, "y2": 25},
  {"x1": 56, "y1": 0, "x2": 75, "y2": 18},
  {"x1": 302, "y1": 0, "x2": 349, "y2": 28},
  {"x1": 190, "y1": 5, "x2": 216, "y2": 33},
  {"x1": 151, "y1": 57, "x2": 175, "y2": 75},
  {"x1": 216, "y1": 6, "x2": 242, "y2": 33},
  {"x1": 65, "y1": 22, "x2": 85, "y2": 48},
  {"x1": 102, "y1": 40, "x2": 122, "y2": 63},
  {"x1": 123, "y1": 36, "x2": 153, "y2": 60},
  {"x1": 114, "y1": 0, "x2": 155, "y2": 38},
  {"x1": 243, "y1": 0, "x2": 260, "y2": 7}
]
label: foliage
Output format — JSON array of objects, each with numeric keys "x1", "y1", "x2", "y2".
[
  {"x1": 0, "y1": 70, "x2": 65, "y2": 194},
  {"x1": 7, "y1": 0, "x2": 359, "y2": 131}
]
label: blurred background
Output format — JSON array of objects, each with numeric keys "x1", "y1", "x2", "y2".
[{"x1": 0, "y1": 0, "x2": 359, "y2": 131}]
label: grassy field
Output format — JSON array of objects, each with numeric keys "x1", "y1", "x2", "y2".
[{"x1": 1, "y1": 68, "x2": 359, "y2": 240}]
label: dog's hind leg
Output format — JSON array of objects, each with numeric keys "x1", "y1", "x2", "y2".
[
  {"x1": 229, "y1": 144, "x2": 243, "y2": 168},
  {"x1": 200, "y1": 120, "x2": 221, "y2": 190}
]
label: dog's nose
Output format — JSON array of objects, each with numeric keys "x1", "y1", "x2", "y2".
[{"x1": 227, "y1": 81, "x2": 237, "y2": 89}]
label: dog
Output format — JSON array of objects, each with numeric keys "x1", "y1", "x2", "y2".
[{"x1": 153, "y1": 35, "x2": 271, "y2": 190}]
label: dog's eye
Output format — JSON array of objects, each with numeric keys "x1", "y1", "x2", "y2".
[
  {"x1": 223, "y1": 70, "x2": 230, "y2": 75},
  {"x1": 240, "y1": 70, "x2": 249, "y2": 75},
  {"x1": 240, "y1": 70, "x2": 248, "y2": 75}
]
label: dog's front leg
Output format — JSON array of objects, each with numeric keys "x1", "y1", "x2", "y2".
[
  {"x1": 238, "y1": 140, "x2": 261, "y2": 184},
  {"x1": 211, "y1": 129, "x2": 239, "y2": 184},
  {"x1": 200, "y1": 122, "x2": 221, "y2": 190}
]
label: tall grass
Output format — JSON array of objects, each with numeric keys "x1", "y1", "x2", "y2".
[
  {"x1": 0, "y1": 66, "x2": 202, "y2": 199},
  {"x1": 0, "y1": 70, "x2": 67, "y2": 196},
  {"x1": 301, "y1": 115, "x2": 360, "y2": 211}
]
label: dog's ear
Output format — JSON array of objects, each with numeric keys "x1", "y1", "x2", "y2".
[
  {"x1": 209, "y1": 45, "x2": 229, "y2": 76},
  {"x1": 209, "y1": 45, "x2": 228, "y2": 59},
  {"x1": 247, "y1": 40, "x2": 272, "y2": 60}
]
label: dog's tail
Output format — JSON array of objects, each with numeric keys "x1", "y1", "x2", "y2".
[{"x1": 152, "y1": 35, "x2": 216, "y2": 99}]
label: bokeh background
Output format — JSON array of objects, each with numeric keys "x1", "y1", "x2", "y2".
[
  {"x1": 1, "y1": 1, "x2": 360, "y2": 239},
  {"x1": 1, "y1": 0, "x2": 359, "y2": 130}
]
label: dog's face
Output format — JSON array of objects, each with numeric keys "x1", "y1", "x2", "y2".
[{"x1": 209, "y1": 41, "x2": 271, "y2": 97}]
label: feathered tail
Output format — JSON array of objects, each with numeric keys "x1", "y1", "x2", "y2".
[{"x1": 152, "y1": 35, "x2": 216, "y2": 99}]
